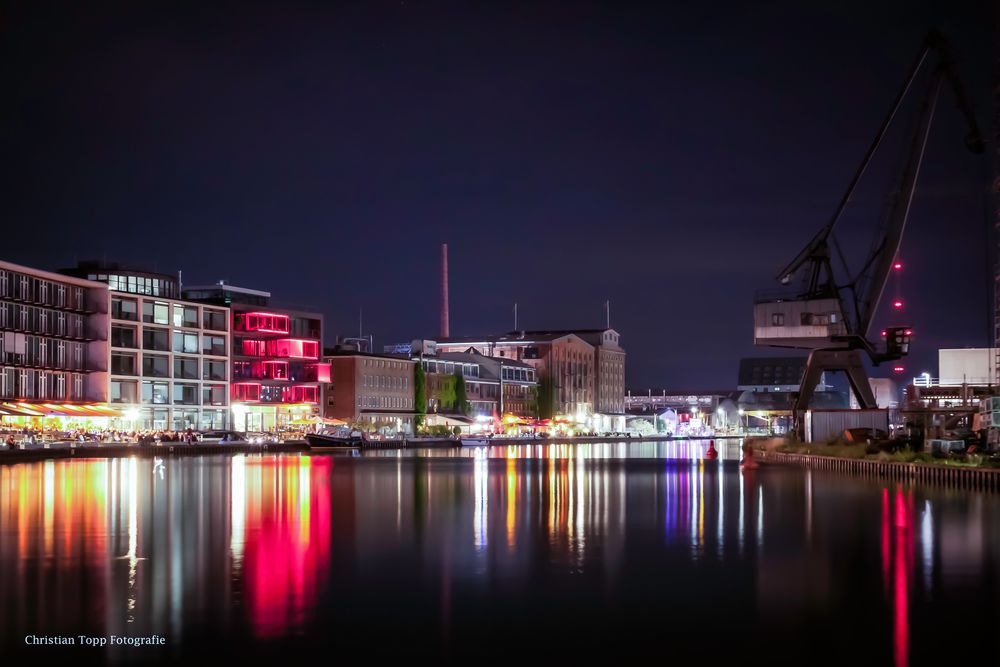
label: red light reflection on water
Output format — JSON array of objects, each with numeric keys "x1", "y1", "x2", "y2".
[
  {"x1": 241, "y1": 456, "x2": 332, "y2": 638},
  {"x1": 882, "y1": 486, "x2": 913, "y2": 667}
]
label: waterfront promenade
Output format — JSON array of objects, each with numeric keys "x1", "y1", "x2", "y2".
[{"x1": 0, "y1": 434, "x2": 741, "y2": 463}]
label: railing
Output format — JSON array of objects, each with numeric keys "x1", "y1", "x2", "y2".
[{"x1": 761, "y1": 450, "x2": 1000, "y2": 492}]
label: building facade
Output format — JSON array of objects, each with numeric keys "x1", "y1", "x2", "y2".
[
  {"x1": 183, "y1": 283, "x2": 326, "y2": 432},
  {"x1": 1, "y1": 260, "x2": 110, "y2": 410},
  {"x1": 61, "y1": 262, "x2": 230, "y2": 430},
  {"x1": 324, "y1": 350, "x2": 415, "y2": 433},
  {"x1": 435, "y1": 328, "x2": 624, "y2": 428}
]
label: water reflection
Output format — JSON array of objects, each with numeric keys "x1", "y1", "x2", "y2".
[
  {"x1": 1, "y1": 451, "x2": 998, "y2": 664},
  {"x1": 366, "y1": 438, "x2": 745, "y2": 461}
]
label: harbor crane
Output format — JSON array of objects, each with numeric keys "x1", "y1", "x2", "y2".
[{"x1": 753, "y1": 30, "x2": 985, "y2": 414}]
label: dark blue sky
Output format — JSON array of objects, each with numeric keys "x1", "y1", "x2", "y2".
[{"x1": 2, "y1": 1, "x2": 996, "y2": 388}]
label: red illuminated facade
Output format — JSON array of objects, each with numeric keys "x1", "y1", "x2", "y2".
[{"x1": 182, "y1": 283, "x2": 327, "y2": 432}]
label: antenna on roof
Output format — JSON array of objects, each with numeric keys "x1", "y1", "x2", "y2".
[
  {"x1": 513, "y1": 302, "x2": 518, "y2": 331},
  {"x1": 605, "y1": 300, "x2": 611, "y2": 329}
]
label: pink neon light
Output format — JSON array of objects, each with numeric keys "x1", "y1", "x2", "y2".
[
  {"x1": 240, "y1": 312, "x2": 291, "y2": 334},
  {"x1": 232, "y1": 382, "x2": 262, "y2": 401},
  {"x1": 268, "y1": 338, "x2": 319, "y2": 359}
]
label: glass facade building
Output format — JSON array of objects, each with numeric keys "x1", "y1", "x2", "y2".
[
  {"x1": 62, "y1": 262, "x2": 230, "y2": 430},
  {"x1": 182, "y1": 283, "x2": 326, "y2": 432}
]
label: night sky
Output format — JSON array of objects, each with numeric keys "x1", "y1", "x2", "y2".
[{"x1": 2, "y1": 1, "x2": 996, "y2": 389}]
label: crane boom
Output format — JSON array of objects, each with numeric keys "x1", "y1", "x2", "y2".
[{"x1": 753, "y1": 30, "x2": 985, "y2": 417}]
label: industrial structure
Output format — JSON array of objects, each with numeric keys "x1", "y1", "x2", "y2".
[{"x1": 754, "y1": 30, "x2": 985, "y2": 437}]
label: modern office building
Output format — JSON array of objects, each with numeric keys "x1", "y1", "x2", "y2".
[
  {"x1": 323, "y1": 349, "x2": 415, "y2": 433},
  {"x1": 183, "y1": 281, "x2": 326, "y2": 431},
  {"x1": 61, "y1": 261, "x2": 230, "y2": 430},
  {"x1": 1, "y1": 260, "x2": 111, "y2": 415}
]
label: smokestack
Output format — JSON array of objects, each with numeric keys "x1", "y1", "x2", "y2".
[{"x1": 440, "y1": 243, "x2": 450, "y2": 338}]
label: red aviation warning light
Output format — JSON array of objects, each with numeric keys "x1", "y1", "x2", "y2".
[
  {"x1": 892, "y1": 300, "x2": 904, "y2": 309},
  {"x1": 893, "y1": 366, "x2": 905, "y2": 373},
  {"x1": 893, "y1": 261, "x2": 903, "y2": 270}
]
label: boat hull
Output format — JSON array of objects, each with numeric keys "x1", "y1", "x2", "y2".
[{"x1": 306, "y1": 433, "x2": 363, "y2": 447}]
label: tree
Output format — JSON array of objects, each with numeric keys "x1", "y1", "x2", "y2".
[
  {"x1": 454, "y1": 372, "x2": 470, "y2": 415},
  {"x1": 536, "y1": 371, "x2": 555, "y2": 419},
  {"x1": 435, "y1": 374, "x2": 457, "y2": 411},
  {"x1": 630, "y1": 419, "x2": 655, "y2": 436},
  {"x1": 414, "y1": 363, "x2": 426, "y2": 428}
]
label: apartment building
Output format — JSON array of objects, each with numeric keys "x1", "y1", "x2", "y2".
[{"x1": 1, "y1": 260, "x2": 110, "y2": 411}]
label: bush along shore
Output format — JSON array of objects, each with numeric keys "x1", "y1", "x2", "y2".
[{"x1": 748, "y1": 436, "x2": 1000, "y2": 470}]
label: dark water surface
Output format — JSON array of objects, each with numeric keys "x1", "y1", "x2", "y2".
[{"x1": 1, "y1": 441, "x2": 998, "y2": 665}]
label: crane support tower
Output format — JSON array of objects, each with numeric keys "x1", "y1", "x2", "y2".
[{"x1": 754, "y1": 30, "x2": 984, "y2": 420}]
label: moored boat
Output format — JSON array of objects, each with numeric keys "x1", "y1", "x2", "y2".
[{"x1": 305, "y1": 427, "x2": 365, "y2": 447}]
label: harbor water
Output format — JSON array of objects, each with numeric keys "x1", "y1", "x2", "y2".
[{"x1": 1, "y1": 440, "x2": 998, "y2": 665}]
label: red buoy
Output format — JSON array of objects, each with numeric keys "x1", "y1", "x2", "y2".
[{"x1": 706, "y1": 439, "x2": 718, "y2": 460}]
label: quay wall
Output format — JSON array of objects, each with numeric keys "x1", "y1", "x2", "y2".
[
  {"x1": 761, "y1": 450, "x2": 1000, "y2": 492},
  {"x1": 0, "y1": 442, "x2": 308, "y2": 464}
]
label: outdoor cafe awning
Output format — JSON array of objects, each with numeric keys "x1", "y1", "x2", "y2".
[
  {"x1": 424, "y1": 414, "x2": 474, "y2": 427},
  {"x1": 0, "y1": 402, "x2": 121, "y2": 418}
]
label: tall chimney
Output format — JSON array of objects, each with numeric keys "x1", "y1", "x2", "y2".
[{"x1": 440, "y1": 243, "x2": 450, "y2": 338}]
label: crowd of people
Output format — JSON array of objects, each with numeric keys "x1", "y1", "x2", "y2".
[{"x1": 1, "y1": 426, "x2": 201, "y2": 448}]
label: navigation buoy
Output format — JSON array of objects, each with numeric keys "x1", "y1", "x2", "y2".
[
  {"x1": 706, "y1": 439, "x2": 718, "y2": 460},
  {"x1": 740, "y1": 443, "x2": 759, "y2": 469}
]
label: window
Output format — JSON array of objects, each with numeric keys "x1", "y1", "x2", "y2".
[
  {"x1": 203, "y1": 309, "x2": 227, "y2": 331},
  {"x1": 771, "y1": 313, "x2": 785, "y2": 326},
  {"x1": 203, "y1": 360, "x2": 227, "y2": 381},
  {"x1": 111, "y1": 352, "x2": 137, "y2": 375},
  {"x1": 174, "y1": 357, "x2": 199, "y2": 380},
  {"x1": 238, "y1": 312, "x2": 290, "y2": 333},
  {"x1": 232, "y1": 383, "x2": 261, "y2": 401},
  {"x1": 203, "y1": 335, "x2": 226, "y2": 356},
  {"x1": 202, "y1": 385, "x2": 227, "y2": 406},
  {"x1": 172, "y1": 305, "x2": 199, "y2": 328},
  {"x1": 142, "y1": 327, "x2": 169, "y2": 351},
  {"x1": 111, "y1": 325, "x2": 137, "y2": 348},
  {"x1": 173, "y1": 383, "x2": 198, "y2": 405},
  {"x1": 142, "y1": 301, "x2": 170, "y2": 324},
  {"x1": 172, "y1": 330, "x2": 199, "y2": 354},
  {"x1": 110, "y1": 380, "x2": 138, "y2": 404},
  {"x1": 284, "y1": 385, "x2": 318, "y2": 403},
  {"x1": 173, "y1": 409, "x2": 200, "y2": 430},
  {"x1": 266, "y1": 338, "x2": 318, "y2": 359},
  {"x1": 240, "y1": 339, "x2": 266, "y2": 356},
  {"x1": 111, "y1": 296, "x2": 138, "y2": 321},
  {"x1": 141, "y1": 381, "x2": 169, "y2": 404},
  {"x1": 142, "y1": 354, "x2": 169, "y2": 378},
  {"x1": 263, "y1": 360, "x2": 288, "y2": 379}
]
